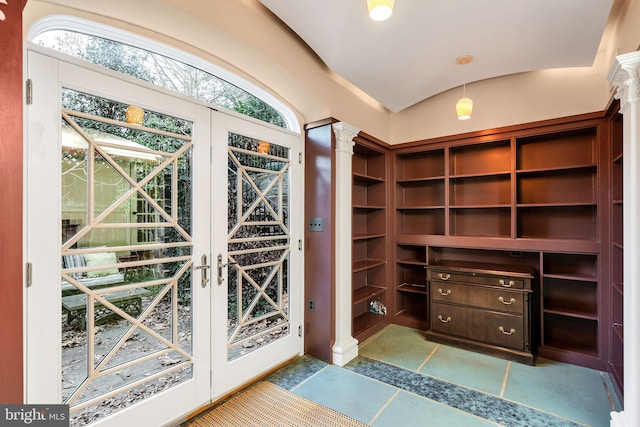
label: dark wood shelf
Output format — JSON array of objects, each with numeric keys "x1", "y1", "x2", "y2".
[
  {"x1": 353, "y1": 233, "x2": 385, "y2": 240},
  {"x1": 353, "y1": 204, "x2": 385, "y2": 210},
  {"x1": 516, "y1": 163, "x2": 597, "y2": 175},
  {"x1": 353, "y1": 172, "x2": 385, "y2": 183},
  {"x1": 396, "y1": 176, "x2": 444, "y2": 183},
  {"x1": 543, "y1": 308, "x2": 598, "y2": 321},
  {"x1": 353, "y1": 259, "x2": 385, "y2": 272},
  {"x1": 397, "y1": 205, "x2": 445, "y2": 210},
  {"x1": 516, "y1": 202, "x2": 596, "y2": 208},
  {"x1": 543, "y1": 272, "x2": 597, "y2": 282},
  {"x1": 450, "y1": 204, "x2": 511, "y2": 209},
  {"x1": 353, "y1": 285, "x2": 386, "y2": 304},
  {"x1": 540, "y1": 342, "x2": 598, "y2": 357},
  {"x1": 397, "y1": 259, "x2": 427, "y2": 266},
  {"x1": 397, "y1": 283, "x2": 427, "y2": 294},
  {"x1": 449, "y1": 171, "x2": 511, "y2": 179}
]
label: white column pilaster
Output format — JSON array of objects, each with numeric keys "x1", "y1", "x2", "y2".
[
  {"x1": 608, "y1": 50, "x2": 640, "y2": 427},
  {"x1": 331, "y1": 122, "x2": 360, "y2": 366}
]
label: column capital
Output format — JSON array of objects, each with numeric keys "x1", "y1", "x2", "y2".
[
  {"x1": 332, "y1": 122, "x2": 359, "y2": 154},
  {"x1": 608, "y1": 51, "x2": 640, "y2": 111}
]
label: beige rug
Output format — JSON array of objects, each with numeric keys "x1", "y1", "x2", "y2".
[{"x1": 186, "y1": 381, "x2": 367, "y2": 427}]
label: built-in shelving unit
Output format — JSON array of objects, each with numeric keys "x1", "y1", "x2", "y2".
[
  {"x1": 352, "y1": 139, "x2": 388, "y2": 340},
  {"x1": 388, "y1": 112, "x2": 616, "y2": 369},
  {"x1": 610, "y1": 112, "x2": 624, "y2": 395},
  {"x1": 305, "y1": 106, "x2": 622, "y2": 372}
]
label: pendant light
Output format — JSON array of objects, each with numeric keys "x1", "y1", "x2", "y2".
[
  {"x1": 455, "y1": 55, "x2": 473, "y2": 120},
  {"x1": 125, "y1": 105, "x2": 145, "y2": 125},
  {"x1": 367, "y1": 0, "x2": 395, "y2": 21}
]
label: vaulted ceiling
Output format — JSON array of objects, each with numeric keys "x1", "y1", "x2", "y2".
[{"x1": 259, "y1": 0, "x2": 615, "y2": 112}]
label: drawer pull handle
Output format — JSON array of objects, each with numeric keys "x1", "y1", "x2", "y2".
[
  {"x1": 437, "y1": 315, "x2": 452, "y2": 323},
  {"x1": 498, "y1": 296, "x2": 516, "y2": 305},
  {"x1": 438, "y1": 273, "x2": 451, "y2": 280},
  {"x1": 498, "y1": 326, "x2": 516, "y2": 335},
  {"x1": 498, "y1": 279, "x2": 515, "y2": 288},
  {"x1": 438, "y1": 288, "x2": 451, "y2": 296}
]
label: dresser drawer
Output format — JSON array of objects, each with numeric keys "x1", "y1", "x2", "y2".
[
  {"x1": 430, "y1": 269, "x2": 524, "y2": 289},
  {"x1": 430, "y1": 303, "x2": 526, "y2": 350},
  {"x1": 430, "y1": 282, "x2": 525, "y2": 314}
]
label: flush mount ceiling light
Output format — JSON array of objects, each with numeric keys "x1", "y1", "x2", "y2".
[
  {"x1": 455, "y1": 55, "x2": 473, "y2": 120},
  {"x1": 367, "y1": 0, "x2": 395, "y2": 21}
]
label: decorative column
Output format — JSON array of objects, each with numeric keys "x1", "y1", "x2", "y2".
[
  {"x1": 608, "y1": 51, "x2": 640, "y2": 427},
  {"x1": 331, "y1": 122, "x2": 360, "y2": 366}
]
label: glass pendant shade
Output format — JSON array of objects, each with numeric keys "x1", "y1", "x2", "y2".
[
  {"x1": 456, "y1": 96, "x2": 473, "y2": 120},
  {"x1": 125, "y1": 105, "x2": 144, "y2": 125},
  {"x1": 367, "y1": 0, "x2": 395, "y2": 21}
]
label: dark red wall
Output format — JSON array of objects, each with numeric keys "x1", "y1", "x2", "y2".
[
  {"x1": 0, "y1": 0, "x2": 27, "y2": 404},
  {"x1": 304, "y1": 123, "x2": 336, "y2": 362}
]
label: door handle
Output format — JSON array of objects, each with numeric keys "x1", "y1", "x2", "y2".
[
  {"x1": 194, "y1": 254, "x2": 211, "y2": 288},
  {"x1": 217, "y1": 253, "x2": 237, "y2": 285}
]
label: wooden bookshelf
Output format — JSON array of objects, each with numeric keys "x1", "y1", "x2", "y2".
[
  {"x1": 352, "y1": 139, "x2": 389, "y2": 340},
  {"x1": 388, "y1": 112, "x2": 615, "y2": 369}
]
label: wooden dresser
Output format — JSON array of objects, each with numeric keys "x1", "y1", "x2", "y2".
[{"x1": 425, "y1": 263, "x2": 535, "y2": 364}]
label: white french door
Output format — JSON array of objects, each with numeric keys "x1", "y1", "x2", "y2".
[
  {"x1": 211, "y1": 112, "x2": 303, "y2": 398},
  {"x1": 25, "y1": 49, "x2": 212, "y2": 426},
  {"x1": 25, "y1": 48, "x2": 303, "y2": 426}
]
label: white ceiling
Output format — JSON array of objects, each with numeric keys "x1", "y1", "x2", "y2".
[{"x1": 259, "y1": 0, "x2": 615, "y2": 113}]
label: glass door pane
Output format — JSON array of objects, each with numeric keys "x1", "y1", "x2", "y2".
[
  {"x1": 226, "y1": 134, "x2": 291, "y2": 360},
  {"x1": 60, "y1": 90, "x2": 194, "y2": 425}
]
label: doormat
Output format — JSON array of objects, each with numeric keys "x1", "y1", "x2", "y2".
[{"x1": 185, "y1": 381, "x2": 368, "y2": 427}]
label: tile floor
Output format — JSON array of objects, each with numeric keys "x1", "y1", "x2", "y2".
[{"x1": 205, "y1": 324, "x2": 622, "y2": 426}]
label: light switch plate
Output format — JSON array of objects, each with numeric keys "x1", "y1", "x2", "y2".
[{"x1": 308, "y1": 218, "x2": 323, "y2": 232}]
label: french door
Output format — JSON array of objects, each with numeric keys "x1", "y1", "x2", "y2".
[
  {"x1": 25, "y1": 48, "x2": 302, "y2": 426},
  {"x1": 211, "y1": 113, "x2": 303, "y2": 398}
]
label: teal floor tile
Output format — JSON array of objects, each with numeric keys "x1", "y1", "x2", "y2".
[
  {"x1": 359, "y1": 324, "x2": 437, "y2": 370},
  {"x1": 504, "y1": 358, "x2": 613, "y2": 427},
  {"x1": 372, "y1": 390, "x2": 499, "y2": 427},
  {"x1": 292, "y1": 365, "x2": 397, "y2": 424},
  {"x1": 419, "y1": 344, "x2": 508, "y2": 395}
]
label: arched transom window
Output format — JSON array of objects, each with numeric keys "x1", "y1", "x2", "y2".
[{"x1": 29, "y1": 15, "x2": 299, "y2": 132}]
